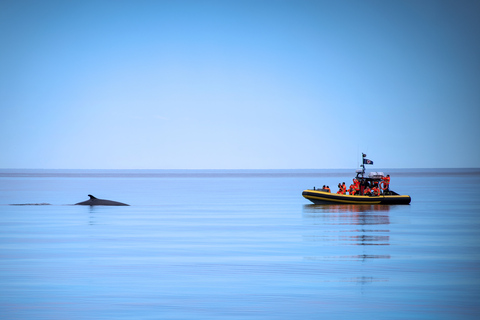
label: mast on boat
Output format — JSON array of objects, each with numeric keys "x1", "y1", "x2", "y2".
[
  {"x1": 359, "y1": 153, "x2": 367, "y2": 179},
  {"x1": 359, "y1": 153, "x2": 374, "y2": 180}
]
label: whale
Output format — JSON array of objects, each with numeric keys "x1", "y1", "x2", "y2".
[{"x1": 75, "y1": 194, "x2": 129, "y2": 206}]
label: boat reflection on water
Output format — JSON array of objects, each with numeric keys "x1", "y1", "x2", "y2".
[
  {"x1": 302, "y1": 204, "x2": 391, "y2": 258},
  {"x1": 302, "y1": 204, "x2": 392, "y2": 285},
  {"x1": 303, "y1": 204, "x2": 390, "y2": 227},
  {"x1": 303, "y1": 203, "x2": 391, "y2": 214}
]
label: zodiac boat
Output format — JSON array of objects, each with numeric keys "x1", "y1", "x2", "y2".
[{"x1": 302, "y1": 154, "x2": 411, "y2": 205}]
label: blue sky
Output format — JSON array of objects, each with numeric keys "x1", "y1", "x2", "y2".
[{"x1": 1, "y1": 0, "x2": 479, "y2": 169}]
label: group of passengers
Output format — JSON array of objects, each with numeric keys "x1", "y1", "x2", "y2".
[{"x1": 322, "y1": 175, "x2": 390, "y2": 196}]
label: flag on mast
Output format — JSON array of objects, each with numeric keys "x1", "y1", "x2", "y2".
[{"x1": 363, "y1": 158, "x2": 374, "y2": 165}]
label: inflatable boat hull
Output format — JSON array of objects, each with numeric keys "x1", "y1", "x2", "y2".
[{"x1": 302, "y1": 189, "x2": 411, "y2": 205}]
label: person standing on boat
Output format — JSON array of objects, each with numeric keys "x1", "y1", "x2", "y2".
[
  {"x1": 382, "y1": 174, "x2": 390, "y2": 191},
  {"x1": 353, "y1": 178, "x2": 360, "y2": 195},
  {"x1": 342, "y1": 182, "x2": 347, "y2": 194}
]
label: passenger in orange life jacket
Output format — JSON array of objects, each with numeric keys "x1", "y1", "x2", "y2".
[
  {"x1": 364, "y1": 186, "x2": 372, "y2": 195},
  {"x1": 348, "y1": 183, "x2": 356, "y2": 195},
  {"x1": 342, "y1": 182, "x2": 347, "y2": 194},
  {"x1": 325, "y1": 186, "x2": 331, "y2": 193},
  {"x1": 337, "y1": 183, "x2": 343, "y2": 194},
  {"x1": 353, "y1": 178, "x2": 360, "y2": 194},
  {"x1": 372, "y1": 185, "x2": 380, "y2": 196}
]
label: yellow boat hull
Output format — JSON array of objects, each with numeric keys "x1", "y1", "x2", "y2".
[{"x1": 302, "y1": 189, "x2": 411, "y2": 205}]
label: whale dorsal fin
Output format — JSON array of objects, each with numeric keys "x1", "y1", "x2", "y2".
[{"x1": 88, "y1": 194, "x2": 97, "y2": 200}]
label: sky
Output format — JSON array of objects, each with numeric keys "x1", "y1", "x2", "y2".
[{"x1": 1, "y1": 0, "x2": 479, "y2": 169}]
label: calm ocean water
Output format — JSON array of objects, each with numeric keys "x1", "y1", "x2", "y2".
[{"x1": 0, "y1": 169, "x2": 479, "y2": 320}]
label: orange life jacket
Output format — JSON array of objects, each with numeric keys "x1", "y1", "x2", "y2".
[
  {"x1": 350, "y1": 185, "x2": 357, "y2": 195},
  {"x1": 348, "y1": 185, "x2": 355, "y2": 195}
]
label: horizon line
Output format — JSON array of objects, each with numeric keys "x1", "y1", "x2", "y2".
[{"x1": 1, "y1": 167, "x2": 479, "y2": 171}]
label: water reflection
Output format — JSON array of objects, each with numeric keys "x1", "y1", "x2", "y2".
[
  {"x1": 88, "y1": 206, "x2": 98, "y2": 226},
  {"x1": 303, "y1": 204, "x2": 390, "y2": 228},
  {"x1": 302, "y1": 204, "x2": 391, "y2": 256},
  {"x1": 303, "y1": 204, "x2": 391, "y2": 214},
  {"x1": 302, "y1": 204, "x2": 392, "y2": 286}
]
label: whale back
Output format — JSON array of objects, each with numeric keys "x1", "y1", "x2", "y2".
[{"x1": 75, "y1": 195, "x2": 129, "y2": 206}]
